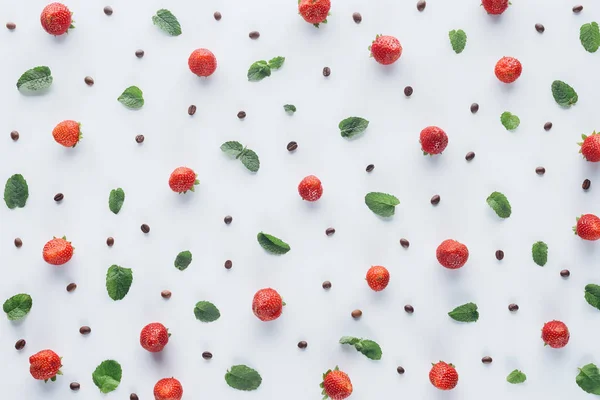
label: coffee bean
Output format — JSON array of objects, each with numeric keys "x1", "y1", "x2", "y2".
[
  {"x1": 287, "y1": 141, "x2": 298, "y2": 152},
  {"x1": 70, "y1": 382, "x2": 80, "y2": 391},
  {"x1": 417, "y1": 0, "x2": 426, "y2": 11},
  {"x1": 10, "y1": 130, "x2": 19, "y2": 141},
  {"x1": 6, "y1": 22, "x2": 16, "y2": 30},
  {"x1": 404, "y1": 305, "x2": 414, "y2": 314},
  {"x1": 470, "y1": 103, "x2": 479, "y2": 113},
  {"x1": 224, "y1": 260, "x2": 232, "y2": 269},
  {"x1": 482, "y1": 356, "x2": 493, "y2": 364},
  {"x1": 66, "y1": 283, "x2": 77, "y2": 292},
  {"x1": 351, "y1": 309, "x2": 362, "y2": 319},
  {"x1": 465, "y1": 151, "x2": 475, "y2": 161},
  {"x1": 322, "y1": 281, "x2": 332, "y2": 289},
  {"x1": 583, "y1": 179, "x2": 591, "y2": 190},
  {"x1": 573, "y1": 5, "x2": 583, "y2": 13},
  {"x1": 103, "y1": 6, "x2": 113, "y2": 15},
  {"x1": 84, "y1": 76, "x2": 94, "y2": 86},
  {"x1": 495, "y1": 250, "x2": 504, "y2": 260},
  {"x1": 79, "y1": 326, "x2": 91, "y2": 335},
  {"x1": 237, "y1": 111, "x2": 246, "y2": 119},
  {"x1": 161, "y1": 290, "x2": 172, "y2": 299},
  {"x1": 135, "y1": 134, "x2": 144, "y2": 143},
  {"x1": 249, "y1": 31, "x2": 260, "y2": 39},
  {"x1": 352, "y1": 12, "x2": 362, "y2": 23},
  {"x1": 224, "y1": 215, "x2": 233, "y2": 224},
  {"x1": 325, "y1": 227, "x2": 335, "y2": 236},
  {"x1": 14, "y1": 238, "x2": 22, "y2": 248},
  {"x1": 54, "y1": 193, "x2": 64, "y2": 202},
  {"x1": 366, "y1": 164, "x2": 374, "y2": 172},
  {"x1": 397, "y1": 366, "x2": 405, "y2": 374},
  {"x1": 323, "y1": 67, "x2": 331, "y2": 77},
  {"x1": 560, "y1": 269, "x2": 570, "y2": 278},
  {"x1": 508, "y1": 303, "x2": 519, "y2": 312},
  {"x1": 135, "y1": 49, "x2": 144, "y2": 58},
  {"x1": 430, "y1": 194, "x2": 440, "y2": 205},
  {"x1": 202, "y1": 351, "x2": 213, "y2": 359},
  {"x1": 103, "y1": 237, "x2": 114, "y2": 248},
  {"x1": 188, "y1": 105, "x2": 197, "y2": 115},
  {"x1": 544, "y1": 122, "x2": 552, "y2": 131},
  {"x1": 214, "y1": 11, "x2": 222, "y2": 20},
  {"x1": 404, "y1": 86, "x2": 413, "y2": 97},
  {"x1": 535, "y1": 23, "x2": 545, "y2": 33},
  {"x1": 15, "y1": 339, "x2": 26, "y2": 350},
  {"x1": 141, "y1": 224, "x2": 150, "y2": 233},
  {"x1": 535, "y1": 166, "x2": 546, "y2": 175},
  {"x1": 400, "y1": 238, "x2": 410, "y2": 248},
  {"x1": 130, "y1": 394, "x2": 139, "y2": 400},
  {"x1": 297, "y1": 341, "x2": 308, "y2": 349}
]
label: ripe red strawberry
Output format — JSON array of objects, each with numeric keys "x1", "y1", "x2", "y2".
[
  {"x1": 188, "y1": 48, "x2": 217, "y2": 77},
  {"x1": 436, "y1": 239, "x2": 469, "y2": 269},
  {"x1": 29, "y1": 349, "x2": 62, "y2": 381},
  {"x1": 494, "y1": 56, "x2": 522, "y2": 83},
  {"x1": 366, "y1": 265, "x2": 390, "y2": 291},
  {"x1": 298, "y1": 0, "x2": 331, "y2": 27},
  {"x1": 154, "y1": 377, "x2": 183, "y2": 400},
  {"x1": 40, "y1": 3, "x2": 74, "y2": 36},
  {"x1": 52, "y1": 120, "x2": 81, "y2": 147},
  {"x1": 420, "y1": 126, "x2": 448, "y2": 155},
  {"x1": 482, "y1": 0, "x2": 509, "y2": 15},
  {"x1": 42, "y1": 237, "x2": 73, "y2": 265},
  {"x1": 298, "y1": 175, "x2": 323, "y2": 201},
  {"x1": 574, "y1": 214, "x2": 600, "y2": 241},
  {"x1": 542, "y1": 320, "x2": 570, "y2": 348},
  {"x1": 169, "y1": 167, "x2": 199, "y2": 193},
  {"x1": 429, "y1": 361, "x2": 458, "y2": 390},
  {"x1": 579, "y1": 131, "x2": 600, "y2": 162},
  {"x1": 252, "y1": 288, "x2": 284, "y2": 321},
  {"x1": 320, "y1": 366, "x2": 353, "y2": 400},
  {"x1": 140, "y1": 323, "x2": 170, "y2": 353},
  {"x1": 369, "y1": 35, "x2": 402, "y2": 65}
]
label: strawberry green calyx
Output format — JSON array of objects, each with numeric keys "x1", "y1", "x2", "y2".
[{"x1": 188, "y1": 175, "x2": 200, "y2": 192}]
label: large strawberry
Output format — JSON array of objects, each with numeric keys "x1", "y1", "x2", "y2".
[
  {"x1": 140, "y1": 323, "x2": 170, "y2": 353},
  {"x1": 482, "y1": 0, "x2": 509, "y2": 15},
  {"x1": 188, "y1": 49, "x2": 217, "y2": 77},
  {"x1": 154, "y1": 377, "x2": 183, "y2": 400},
  {"x1": 52, "y1": 120, "x2": 82, "y2": 147},
  {"x1": 29, "y1": 349, "x2": 62, "y2": 381},
  {"x1": 298, "y1": 175, "x2": 323, "y2": 201},
  {"x1": 252, "y1": 288, "x2": 284, "y2": 321},
  {"x1": 369, "y1": 35, "x2": 402, "y2": 65},
  {"x1": 579, "y1": 131, "x2": 600, "y2": 162},
  {"x1": 40, "y1": 3, "x2": 74, "y2": 36},
  {"x1": 298, "y1": 0, "x2": 331, "y2": 27},
  {"x1": 436, "y1": 239, "x2": 469, "y2": 269},
  {"x1": 542, "y1": 320, "x2": 570, "y2": 348},
  {"x1": 574, "y1": 214, "x2": 600, "y2": 241},
  {"x1": 43, "y1": 237, "x2": 73, "y2": 265},
  {"x1": 366, "y1": 266, "x2": 390, "y2": 291},
  {"x1": 169, "y1": 167, "x2": 199, "y2": 193},
  {"x1": 494, "y1": 56, "x2": 522, "y2": 83},
  {"x1": 321, "y1": 366, "x2": 352, "y2": 400},
  {"x1": 429, "y1": 361, "x2": 458, "y2": 390},
  {"x1": 420, "y1": 126, "x2": 448, "y2": 155}
]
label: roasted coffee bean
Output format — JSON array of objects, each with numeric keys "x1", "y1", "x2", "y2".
[
  {"x1": 287, "y1": 141, "x2": 298, "y2": 152},
  {"x1": 325, "y1": 228, "x2": 335, "y2": 236},
  {"x1": 582, "y1": 179, "x2": 591, "y2": 190},
  {"x1": 535, "y1": 166, "x2": 546, "y2": 175},
  {"x1": 495, "y1": 250, "x2": 504, "y2": 260},
  {"x1": 135, "y1": 134, "x2": 144, "y2": 143},
  {"x1": 352, "y1": 12, "x2": 362, "y2": 23},
  {"x1": 573, "y1": 5, "x2": 583, "y2": 13},
  {"x1": 465, "y1": 151, "x2": 475, "y2": 161},
  {"x1": 404, "y1": 86, "x2": 413, "y2": 97},
  {"x1": 351, "y1": 309, "x2": 362, "y2": 319},
  {"x1": 214, "y1": 11, "x2": 222, "y2": 20},
  {"x1": 14, "y1": 238, "x2": 22, "y2": 248},
  {"x1": 430, "y1": 194, "x2": 440, "y2": 205},
  {"x1": 6, "y1": 22, "x2": 16, "y2": 30},
  {"x1": 417, "y1": 0, "x2": 426, "y2": 11},
  {"x1": 544, "y1": 122, "x2": 552, "y2": 131},
  {"x1": 249, "y1": 31, "x2": 260, "y2": 39},
  {"x1": 103, "y1": 6, "x2": 113, "y2": 15},
  {"x1": 482, "y1": 356, "x2": 493, "y2": 364},
  {"x1": 224, "y1": 260, "x2": 232, "y2": 269},
  {"x1": 322, "y1": 281, "x2": 332, "y2": 289},
  {"x1": 141, "y1": 224, "x2": 150, "y2": 233},
  {"x1": 188, "y1": 105, "x2": 197, "y2": 115},
  {"x1": 297, "y1": 341, "x2": 308, "y2": 349},
  {"x1": 15, "y1": 339, "x2": 26, "y2": 350},
  {"x1": 106, "y1": 237, "x2": 114, "y2": 246},
  {"x1": 66, "y1": 283, "x2": 77, "y2": 292},
  {"x1": 54, "y1": 193, "x2": 64, "y2": 202},
  {"x1": 84, "y1": 76, "x2": 94, "y2": 86},
  {"x1": 135, "y1": 49, "x2": 144, "y2": 58},
  {"x1": 237, "y1": 111, "x2": 246, "y2": 119},
  {"x1": 560, "y1": 269, "x2": 570, "y2": 277},
  {"x1": 130, "y1": 394, "x2": 139, "y2": 400},
  {"x1": 470, "y1": 103, "x2": 479, "y2": 113},
  {"x1": 10, "y1": 130, "x2": 19, "y2": 141},
  {"x1": 508, "y1": 303, "x2": 519, "y2": 312},
  {"x1": 202, "y1": 351, "x2": 213, "y2": 360},
  {"x1": 322, "y1": 67, "x2": 331, "y2": 77},
  {"x1": 397, "y1": 366, "x2": 405, "y2": 374},
  {"x1": 366, "y1": 164, "x2": 374, "y2": 172},
  {"x1": 400, "y1": 238, "x2": 410, "y2": 248},
  {"x1": 404, "y1": 305, "x2": 414, "y2": 314},
  {"x1": 79, "y1": 326, "x2": 91, "y2": 335},
  {"x1": 224, "y1": 215, "x2": 233, "y2": 224},
  {"x1": 70, "y1": 382, "x2": 80, "y2": 391},
  {"x1": 535, "y1": 23, "x2": 545, "y2": 33},
  {"x1": 161, "y1": 290, "x2": 172, "y2": 299}
]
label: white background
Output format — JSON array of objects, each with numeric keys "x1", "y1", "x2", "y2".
[{"x1": 1, "y1": 0, "x2": 600, "y2": 398}]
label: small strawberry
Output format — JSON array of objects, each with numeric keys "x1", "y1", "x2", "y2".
[
  {"x1": 52, "y1": 120, "x2": 82, "y2": 147},
  {"x1": 252, "y1": 288, "x2": 284, "y2": 322},
  {"x1": 298, "y1": 175, "x2": 323, "y2": 201},
  {"x1": 298, "y1": 0, "x2": 331, "y2": 27},
  {"x1": 320, "y1": 366, "x2": 353, "y2": 400},
  {"x1": 42, "y1": 236, "x2": 73, "y2": 266},
  {"x1": 366, "y1": 265, "x2": 390, "y2": 292},
  {"x1": 436, "y1": 239, "x2": 469, "y2": 269},
  {"x1": 369, "y1": 35, "x2": 402, "y2": 65},
  {"x1": 169, "y1": 167, "x2": 199, "y2": 193},
  {"x1": 29, "y1": 349, "x2": 62, "y2": 382},
  {"x1": 573, "y1": 214, "x2": 600, "y2": 241},
  {"x1": 542, "y1": 320, "x2": 570, "y2": 348},
  {"x1": 429, "y1": 361, "x2": 458, "y2": 390},
  {"x1": 579, "y1": 131, "x2": 600, "y2": 162},
  {"x1": 420, "y1": 126, "x2": 448, "y2": 155},
  {"x1": 482, "y1": 0, "x2": 510, "y2": 15},
  {"x1": 494, "y1": 56, "x2": 522, "y2": 83},
  {"x1": 188, "y1": 48, "x2": 217, "y2": 77},
  {"x1": 154, "y1": 377, "x2": 183, "y2": 400},
  {"x1": 40, "y1": 3, "x2": 74, "y2": 36},
  {"x1": 140, "y1": 323, "x2": 170, "y2": 353}
]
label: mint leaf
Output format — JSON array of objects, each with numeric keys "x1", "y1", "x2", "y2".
[
  {"x1": 584, "y1": 284, "x2": 600, "y2": 310},
  {"x1": 284, "y1": 104, "x2": 296, "y2": 113},
  {"x1": 354, "y1": 339, "x2": 382, "y2": 360},
  {"x1": 118, "y1": 86, "x2": 144, "y2": 109},
  {"x1": 174, "y1": 250, "x2": 192, "y2": 271},
  {"x1": 365, "y1": 192, "x2": 400, "y2": 217},
  {"x1": 3, "y1": 293, "x2": 32, "y2": 320},
  {"x1": 92, "y1": 360, "x2": 122, "y2": 393},
  {"x1": 247, "y1": 60, "x2": 271, "y2": 82},
  {"x1": 532, "y1": 241, "x2": 548, "y2": 266},
  {"x1": 580, "y1": 22, "x2": 600, "y2": 53},
  {"x1": 339, "y1": 336, "x2": 361, "y2": 345},
  {"x1": 577, "y1": 363, "x2": 600, "y2": 394},
  {"x1": 240, "y1": 149, "x2": 260, "y2": 172},
  {"x1": 4, "y1": 174, "x2": 29, "y2": 209},
  {"x1": 486, "y1": 191, "x2": 511, "y2": 218},
  {"x1": 225, "y1": 365, "x2": 262, "y2": 391},
  {"x1": 552, "y1": 80, "x2": 578, "y2": 107},
  {"x1": 257, "y1": 232, "x2": 291, "y2": 255},
  {"x1": 108, "y1": 188, "x2": 125, "y2": 214},
  {"x1": 17, "y1": 66, "x2": 53, "y2": 91},
  {"x1": 339, "y1": 117, "x2": 369, "y2": 138},
  {"x1": 194, "y1": 301, "x2": 221, "y2": 322},
  {"x1": 152, "y1": 9, "x2": 182, "y2": 36},
  {"x1": 449, "y1": 29, "x2": 467, "y2": 53},
  {"x1": 448, "y1": 302, "x2": 479, "y2": 322},
  {"x1": 507, "y1": 369, "x2": 527, "y2": 384},
  {"x1": 268, "y1": 56, "x2": 285, "y2": 69},
  {"x1": 500, "y1": 112, "x2": 520, "y2": 130},
  {"x1": 106, "y1": 265, "x2": 133, "y2": 300},
  {"x1": 220, "y1": 141, "x2": 244, "y2": 157}
]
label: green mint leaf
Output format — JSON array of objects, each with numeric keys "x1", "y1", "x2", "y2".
[
  {"x1": 500, "y1": 112, "x2": 520, "y2": 131},
  {"x1": 339, "y1": 336, "x2": 361, "y2": 345},
  {"x1": 284, "y1": 104, "x2": 296, "y2": 113},
  {"x1": 354, "y1": 339, "x2": 383, "y2": 360},
  {"x1": 16, "y1": 66, "x2": 53, "y2": 91},
  {"x1": 486, "y1": 191, "x2": 511, "y2": 218},
  {"x1": 339, "y1": 117, "x2": 369, "y2": 138},
  {"x1": 577, "y1": 363, "x2": 600, "y2": 394},
  {"x1": 449, "y1": 29, "x2": 467, "y2": 53},
  {"x1": 532, "y1": 241, "x2": 548, "y2": 266},
  {"x1": 106, "y1": 265, "x2": 133, "y2": 301},
  {"x1": 247, "y1": 61, "x2": 271, "y2": 82},
  {"x1": 3, "y1": 293, "x2": 32, "y2": 321},
  {"x1": 268, "y1": 56, "x2": 285, "y2": 69},
  {"x1": 220, "y1": 141, "x2": 244, "y2": 157},
  {"x1": 174, "y1": 250, "x2": 192, "y2": 271},
  {"x1": 117, "y1": 86, "x2": 144, "y2": 109},
  {"x1": 551, "y1": 80, "x2": 578, "y2": 107},
  {"x1": 92, "y1": 360, "x2": 122, "y2": 393},
  {"x1": 108, "y1": 188, "x2": 125, "y2": 214},
  {"x1": 584, "y1": 284, "x2": 600, "y2": 310},
  {"x1": 4, "y1": 174, "x2": 29, "y2": 209},
  {"x1": 152, "y1": 9, "x2": 182, "y2": 36},
  {"x1": 448, "y1": 302, "x2": 479, "y2": 322},
  {"x1": 507, "y1": 369, "x2": 527, "y2": 384},
  {"x1": 194, "y1": 301, "x2": 221, "y2": 322},
  {"x1": 257, "y1": 232, "x2": 291, "y2": 255},
  {"x1": 225, "y1": 365, "x2": 262, "y2": 391},
  {"x1": 240, "y1": 149, "x2": 260, "y2": 172},
  {"x1": 365, "y1": 192, "x2": 400, "y2": 217},
  {"x1": 580, "y1": 22, "x2": 600, "y2": 53}
]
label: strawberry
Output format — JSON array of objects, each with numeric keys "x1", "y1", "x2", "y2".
[
  {"x1": 494, "y1": 56, "x2": 522, "y2": 83},
  {"x1": 579, "y1": 131, "x2": 600, "y2": 162},
  {"x1": 154, "y1": 377, "x2": 183, "y2": 400},
  {"x1": 542, "y1": 320, "x2": 570, "y2": 348},
  {"x1": 366, "y1": 265, "x2": 390, "y2": 292},
  {"x1": 140, "y1": 323, "x2": 170, "y2": 353},
  {"x1": 169, "y1": 167, "x2": 199, "y2": 193},
  {"x1": 429, "y1": 361, "x2": 458, "y2": 390},
  {"x1": 436, "y1": 239, "x2": 469, "y2": 269},
  {"x1": 320, "y1": 366, "x2": 353, "y2": 400},
  {"x1": 52, "y1": 120, "x2": 82, "y2": 147},
  {"x1": 42, "y1": 236, "x2": 73, "y2": 266},
  {"x1": 40, "y1": 3, "x2": 74, "y2": 36},
  {"x1": 298, "y1": 175, "x2": 323, "y2": 201},
  {"x1": 574, "y1": 214, "x2": 600, "y2": 241},
  {"x1": 188, "y1": 48, "x2": 217, "y2": 77},
  {"x1": 298, "y1": 0, "x2": 331, "y2": 27},
  {"x1": 369, "y1": 35, "x2": 402, "y2": 65},
  {"x1": 29, "y1": 349, "x2": 62, "y2": 381},
  {"x1": 420, "y1": 126, "x2": 448, "y2": 155},
  {"x1": 252, "y1": 288, "x2": 284, "y2": 321},
  {"x1": 482, "y1": 0, "x2": 510, "y2": 15}
]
